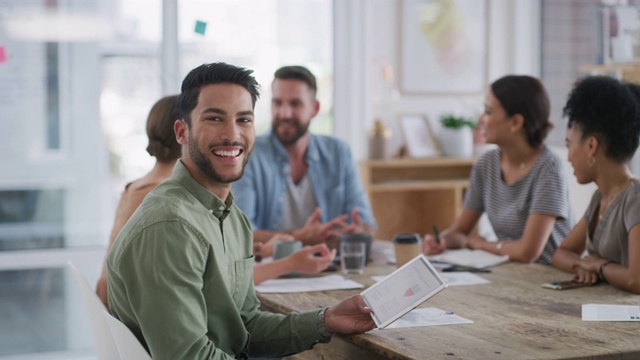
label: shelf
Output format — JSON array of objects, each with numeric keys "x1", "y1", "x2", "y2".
[
  {"x1": 363, "y1": 157, "x2": 476, "y2": 169},
  {"x1": 360, "y1": 157, "x2": 474, "y2": 239},
  {"x1": 579, "y1": 64, "x2": 640, "y2": 72},
  {"x1": 579, "y1": 64, "x2": 640, "y2": 83},
  {"x1": 369, "y1": 179, "x2": 469, "y2": 192}
]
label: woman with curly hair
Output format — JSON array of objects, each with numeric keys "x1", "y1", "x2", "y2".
[{"x1": 553, "y1": 76, "x2": 640, "y2": 293}]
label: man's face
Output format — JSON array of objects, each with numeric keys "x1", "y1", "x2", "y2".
[
  {"x1": 178, "y1": 83, "x2": 255, "y2": 184},
  {"x1": 271, "y1": 78, "x2": 319, "y2": 146}
]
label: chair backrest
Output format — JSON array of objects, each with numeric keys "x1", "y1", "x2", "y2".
[
  {"x1": 103, "y1": 310, "x2": 152, "y2": 360},
  {"x1": 67, "y1": 261, "x2": 120, "y2": 360}
]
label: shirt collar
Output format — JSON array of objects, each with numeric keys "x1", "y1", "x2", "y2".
[
  {"x1": 172, "y1": 160, "x2": 233, "y2": 220},
  {"x1": 268, "y1": 130, "x2": 320, "y2": 163}
]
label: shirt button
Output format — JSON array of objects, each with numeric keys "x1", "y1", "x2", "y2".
[
  {"x1": 218, "y1": 206, "x2": 225, "y2": 210},
  {"x1": 226, "y1": 265, "x2": 229, "y2": 271},
  {"x1": 208, "y1": 209, "x2": 214, "y2": 214}
]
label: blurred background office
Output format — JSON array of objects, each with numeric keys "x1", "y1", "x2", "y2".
[{"x1": 0, "y1": 0, "x2": 638, "y2": 359}]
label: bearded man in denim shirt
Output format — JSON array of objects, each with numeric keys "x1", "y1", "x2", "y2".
[{"x1": 234, "y1": 66, "x2": 377, "y2": 247}]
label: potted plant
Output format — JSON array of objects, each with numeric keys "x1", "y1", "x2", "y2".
[{"x1": 439, "y1": 114, "x2": 476, "y2": 157}]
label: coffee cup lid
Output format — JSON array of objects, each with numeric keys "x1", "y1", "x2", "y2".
[{"x1": 392, "y1": 233, "x2": 421, "y2": 244}]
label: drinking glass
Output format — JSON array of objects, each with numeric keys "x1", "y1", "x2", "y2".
[{"x1": 340, "y1": 241, "x2": 366, "y2": 275}]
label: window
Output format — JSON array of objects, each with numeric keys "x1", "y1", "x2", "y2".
[{"x1": 0, "y1": 0, "x2": 333, "y2": 357}]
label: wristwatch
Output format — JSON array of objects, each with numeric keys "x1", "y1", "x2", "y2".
[
  {"x1": 599, "y1": 260, "x2": 613, "y2": 281},
  {"x1": 316, "y1": 307, "x2": 335, "y2": 338}
]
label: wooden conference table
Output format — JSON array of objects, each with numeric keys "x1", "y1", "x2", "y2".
[{"x1": 257, "y1": 242, "x2": 640, "y2": 360}]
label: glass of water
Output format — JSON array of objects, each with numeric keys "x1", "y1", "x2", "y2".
[{"x1": 340, "y1": 241, "x2": 366, "y2": 275}]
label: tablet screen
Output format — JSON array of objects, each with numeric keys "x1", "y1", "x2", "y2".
[{"x1": 361, "y1": 255, "x2": 447, "y2": 328}]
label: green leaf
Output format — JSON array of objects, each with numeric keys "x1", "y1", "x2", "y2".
[{"x1": 439, "y1": 114, "x2": 477, "y2": 129}]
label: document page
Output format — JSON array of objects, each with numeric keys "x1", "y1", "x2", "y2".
[
  {"x1": 582, "y1": 304, "x2": 640, "y2": 321},
  {"x1": 383, "y1": 307, "x2": 474, "y2": 329},
  {"x1": 427, "y1": 248, "x2": 509, "y2": 268},
  {"x1": 362, "y1": 255, "x2": 447, "y2": 328},
  {"x1": 255, "y1": 274, "x2": 364, "y2": 293}
]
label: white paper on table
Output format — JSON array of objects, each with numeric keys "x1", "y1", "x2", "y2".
[
  {"x1": 439, "y1": 272, "x2": 490, "y2": 286},
  {"x1": 582, "y1": 304, "x2": 640, "y2": 321},
  {"x1": 379, "y1": 307, "x2": 474, "y2": 329},
  {"x1": 255, "y1": 274, "x2": 364, "y2": 293},
  {"x1": 372, "y1": 272, "x2": 489, "y2": 286},
  {"x1": 427, "y1": 248, "x2": 509, "y2": 268}
]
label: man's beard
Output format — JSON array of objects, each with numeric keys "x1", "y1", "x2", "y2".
[
  {"x1": 272, "y1": 118, "x2": 310, "y2": 146},
  {"x1": 187, "y1": 132, "x2": 250, "y2": 184}
]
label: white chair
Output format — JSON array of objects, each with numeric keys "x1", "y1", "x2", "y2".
[
  {"x1": 103, "y1": 309, "x2": 152, "y2": 360},
  {"x1": 68, "y1": 261, "x2": 120, "y2": 360}
]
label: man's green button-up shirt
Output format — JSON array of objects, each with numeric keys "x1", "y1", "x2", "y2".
[{"x1": 107, "y1": 161, "x2": 326, "y2": 360}]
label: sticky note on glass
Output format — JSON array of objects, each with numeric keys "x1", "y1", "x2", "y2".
[
  {"x1": 0, "y1": 45, "x2": 7, "y2": 64},
  {"x1": 194, "y1": 20, "x2": 207, "y2": 35}
]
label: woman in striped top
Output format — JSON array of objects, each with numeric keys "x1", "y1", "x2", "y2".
[
  {"x1": 553, "y1": 76, "x2": 640, "y2": 293},
  {"x1": 423, "y1": 75, "x2": 575, "y2": 265}
]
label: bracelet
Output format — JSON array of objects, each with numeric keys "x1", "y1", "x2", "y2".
[
  {"x1": 599, "y1": 260, "x2": 613, "y2": 281},
  {"x1": 316, "y1": 307, "x2": 335, "y2": 338}
]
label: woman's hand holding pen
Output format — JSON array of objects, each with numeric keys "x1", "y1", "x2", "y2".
[{"x1": 422, "y1": 233, "x2": 446, "y2": 255}]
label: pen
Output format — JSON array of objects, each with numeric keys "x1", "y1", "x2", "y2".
[
  {"x1": 442, "y1": 265, "x2": 491, "y2": 273},
  {"x1": 432, "y1": 225, "x2": 441, "y2": 244}
]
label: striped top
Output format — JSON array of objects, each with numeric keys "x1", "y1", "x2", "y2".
[{"x1": 464, "y1": 146, "x2": 575, "y2": 264}]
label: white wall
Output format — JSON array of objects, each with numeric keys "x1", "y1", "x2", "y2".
[
  {"x1": 335, "y1": 0, "x2": 545, "y2": 160},
  {"x1": 334, "y1": 0, "x2": 595, "y2": 219}
]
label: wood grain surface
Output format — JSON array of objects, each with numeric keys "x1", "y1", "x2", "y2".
[{"x1": 258, "y1": 242, "x2": 640, "y2": 360}]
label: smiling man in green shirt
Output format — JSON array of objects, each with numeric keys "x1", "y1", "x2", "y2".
[{"x1": 106, "y1": 62, "x2": 375, "y2": 360}]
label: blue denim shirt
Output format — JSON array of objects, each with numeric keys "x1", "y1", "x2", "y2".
[{"x1": 233, "y1": 131, "x2": 376, "y2": 231}]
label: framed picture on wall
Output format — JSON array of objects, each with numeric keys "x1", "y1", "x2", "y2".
[
  {"x1": 399, "y1": 114, "x2": 441, "y2": 158},
  {"x1": 400, "y1": 0, "x2": 488, "y2": 94},
  {"x1": 600, "y1": 5, "x2": 640, "y2": 64}
]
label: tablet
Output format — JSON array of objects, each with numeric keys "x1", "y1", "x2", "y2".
[{"x1": 361, "y1": 255, "x2": 447, "y2": 329}]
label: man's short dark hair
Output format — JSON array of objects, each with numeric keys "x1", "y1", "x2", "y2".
[
  {"x1": 273, "y1": 65, "x2": 317, "y2": 96},
  {"x1": 177, "y1": 62, "x2": 260, "y2": 125}
]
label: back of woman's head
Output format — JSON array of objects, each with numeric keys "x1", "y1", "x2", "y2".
[
  {"x1": 146, "y1": 95, "x2": 181, "y2": 162},
  {"x1": 563, "y1": 76, "x2": 640, "y2": 163},
  {"x1": 490, "y1": 75, "x2": 552, "y2": 148}
]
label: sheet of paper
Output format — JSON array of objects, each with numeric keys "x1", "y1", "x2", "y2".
[
  {"x1": 439, "y1": 272, "x2": 490, "y2": 286},
  {"x1": 427, "y1": 248, "x2": 509, "y2": 268},
  {"x1": 373, "y1": 272, "x2": 489, "y2": 286},
  {"x1": 255, "y1": 274, "x2": 364, "y2": 293},
  {"x1": 381, "y1": 307, "x2": 474, "y2": 329},
  {"x1": 582, "y1": 304, "x2": 640, "y2": 321}
]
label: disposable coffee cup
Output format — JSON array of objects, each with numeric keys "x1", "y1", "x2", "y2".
[{"x1": 392, "y1": 233, "x2": 422, "y2": 268}]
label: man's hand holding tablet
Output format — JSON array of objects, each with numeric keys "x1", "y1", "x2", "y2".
[{"x1": 361, "y1": 255, "x2": 448, "y2": 328}]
